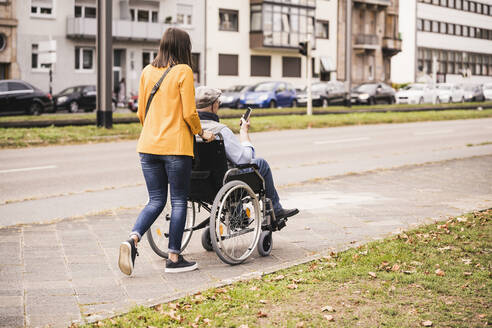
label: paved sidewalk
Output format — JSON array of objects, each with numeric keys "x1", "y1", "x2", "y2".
[{"x1": 1, "y1": 156, "x2": 491, "y2": 328}]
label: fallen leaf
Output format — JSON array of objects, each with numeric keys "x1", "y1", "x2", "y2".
[
  {"x1": 168, "y1": 302, "x2": 180, "y2": 310},
  {"x1": 215, "y1": 288, "x2": 227, "y2": 294},
  {"x1": 249, "y1": 286, "x2": 259, "y2": 291},
  {"x1": 321, "y1": 305, "x2": 335, "y2": 312},
  {"x1": 368, "y1": 271, "x2": 377, "y2": 278},
  {"x1": 259, "y1": 299, "x2": 268, "y2": 304},
  {"x1": 287, "y1": 283, "x2": 298, "y2": 289},
  {"x1": 154, "y1": 304, "x2": 163, "y2": 312},
  {"x1": 238, "y1": 325, "x2": 249, "y2": 328},
  {"x1": 203, "y1": 318, "x2": 211, "y2": 325},
  {"x1": 292, "y1": 278, "x2": 306, "y2": 283},
  {"x1": 478, "y1": 314, "x2": 486, "y2": 319},
  {"x1": 272, "y1": 275, "x2": 285, "y2": 281},
  {"x1": 463, "y1": 272, "x2": 472, "y2": 276},
  {"x1": 421, "y1": 320, "x2": 433, "y2": 326},
  {"x1": 456, "y1": 217, "x2": 467, "y2": 222},
  {"x1": 461, "y1": 258, "x2": 472, "y2": 265},
  {"x1": 194, "y1": 315, "x2": 202, "y2": 323},
  {"x1": 296, "y1": 322, "x2": 305, "y2": 328},
  {"x1": 324, "y1": 314, "x2": 335, "y2": 321},
  {"x1": 257, "y1": 311, "x2": 268, "y2": 318},
  {"x1": 435, "y1": 269, "x2": 445, "y2": 276},
  {"x1": 391, "y1": 264, "x2": 400, "y2": 272}
]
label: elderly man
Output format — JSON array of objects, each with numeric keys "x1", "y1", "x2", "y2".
[{"x1": 195, "y1": 86, "x2": 298, "y2": 224}]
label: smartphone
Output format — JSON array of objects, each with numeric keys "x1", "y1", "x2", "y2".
[{"x1": 241, "y1": 107, "x2": 252, "y2": 125}]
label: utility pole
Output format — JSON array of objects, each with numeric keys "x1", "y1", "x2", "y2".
[
  {"x1": 299, "y1": 40, "x2": 312, "y2": 115},
  {"x1": 345, "y1": 0, "x2": 352, "y2": 107},
  {"x1": 96, "y1": 0, "x2": 113, "y2": 128}
]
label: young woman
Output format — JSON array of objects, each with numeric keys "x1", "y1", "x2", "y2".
[{"x1": 118, "y1": 28, "x2": 214, "y2": 275}]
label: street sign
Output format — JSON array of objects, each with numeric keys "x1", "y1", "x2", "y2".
[
  {"x1": 38, "y1": 40, "x2": 56, "y2": 53},
  {"x1": 39, "y1": 52, "x2": 56, "y2": 65}
]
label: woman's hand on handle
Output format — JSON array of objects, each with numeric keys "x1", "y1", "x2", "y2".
[{"x1": 200, "y1": 130, "x2": 215, "y2": 143}]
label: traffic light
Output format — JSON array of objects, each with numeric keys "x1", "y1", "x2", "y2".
[{"x1": 298, "y1": 41, "x2": 308, "y2": 56}]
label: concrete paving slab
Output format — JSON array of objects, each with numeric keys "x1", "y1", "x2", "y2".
[{"x1": 0, "y1": 155, "x2": 491, "y2": 327}]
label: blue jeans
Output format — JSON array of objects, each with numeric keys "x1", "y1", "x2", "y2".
[
  {"x1": 252, "y1": 158, "x2": 281, "y2": 213},
  {"x1": 130, "y1": 153, "x2": 192, "y2": 254}
]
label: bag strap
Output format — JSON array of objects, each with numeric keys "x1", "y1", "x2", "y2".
[{"x1": 144, "y1": 65, "x2": 174, "y2": 121}]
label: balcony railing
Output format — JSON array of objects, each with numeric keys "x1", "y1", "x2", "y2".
[
  {"x1": 66, "y1": 17, "x2": 192, "y2": 41},
  {"x1": 354, "y1": 34, "x2": 379, "y2": 49},
  {"x1": 382, "y1": 37, "x2": 402, "y2": 56},
  {"x1": 353, "y1": 0, "x2": 391, "y2": 6}
]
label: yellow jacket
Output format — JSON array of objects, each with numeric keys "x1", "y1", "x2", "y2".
[{"x1": 136, "y1": 64, "x2": 202, "y2": 157}]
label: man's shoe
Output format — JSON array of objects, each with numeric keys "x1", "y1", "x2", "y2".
[
  {"x1": 118, "y1": 238, "x2": 138, "y2": 276},
  {"x1": 165, "y1": 255, "x2": 198, "y2": 273},
  {"x1": 275, "y1": 208, "x2": 299, "y2": 219}
]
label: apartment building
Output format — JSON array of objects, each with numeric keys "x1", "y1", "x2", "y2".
[
  {"x1": 337, "y1": 0, "x2": 401, "y2": 85},
  {"x1": 392, "y1": 0, "x2": 492, "y2": 84},
  {"x1": 16, "y1": 0, "x2": 204, "y2": 96},
  {"x1": 0, "y1": 0, "x2": 19, "y2": 79},
  {"x1": 205, "y1": 0, "x2": 338, "y2": 89}
]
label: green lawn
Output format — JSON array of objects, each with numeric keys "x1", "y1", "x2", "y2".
[
  {"x1": 78, "y1": 209, "x2": 491, "y2": 328},
  {"x1": 1, "y1": 109, "x2": 491, "y2": 148}
]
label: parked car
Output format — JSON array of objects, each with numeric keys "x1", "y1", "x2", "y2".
[
  {"x1": 296, "y1": 81, "x2": 347, "y2": 107},
  {"x1": 54, "y1": 85, "x2": 97, "y2": 113},
  {"x1": 219, "y1": 85, "x2": 250, "y2": 108},
  {"x1": 435, "y1": 83, "x2": 465, "y2": 103},
  {"x1": 463, "y1": 84, "x2": 485, "y2": 102},
  {"x1": 0, "y1": 79, "x2": 53, "y2": 115},
  {"x1": 128, "y1": 94, "x2": 138, "y2": 112},
  {"x1": 396, "y1": 83, "x2": 436, "y2": 104},
  {"x1": 350, "y1": 83, "x2": 396, "y2": 105},
  {"x1": 238, "y1": 81, "x2": 297, "y2": 108},
  {"x1": 484, "y1": 83, "x2": 492, "y2": 101}
]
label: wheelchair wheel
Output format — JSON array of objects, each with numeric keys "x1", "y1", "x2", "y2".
[
  {"x1": 201, "y1": 227, "x2": 213, "y2": 251},
  {"x1": 147, "y1": 200, "x2": 196, "y2": 259},
  {"x1": 257, "y1": 230, "x2": 273, "y2": 257},
  {"x1": 210, "y1": 180, "x2": 261, "y2": 265}
]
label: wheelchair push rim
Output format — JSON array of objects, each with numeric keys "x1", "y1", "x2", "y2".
[
  {"x1": 147, "y1": 200, "x2": 196, "y2": 259},
  {"x1": 210, "y1": 180, "x2": 261, "y2": 265}
]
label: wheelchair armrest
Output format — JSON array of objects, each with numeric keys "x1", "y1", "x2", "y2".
[{"x1": 234, "y1": 163, "x2": 259, "y2": 170}]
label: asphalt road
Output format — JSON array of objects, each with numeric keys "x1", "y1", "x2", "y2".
[{"x1": 1, "y1": 118, "x2": 491, "y2": 226}]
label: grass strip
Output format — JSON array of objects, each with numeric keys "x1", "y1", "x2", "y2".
[
  {"x1": 1, "y1": 101, "x2": 491, "y2": 123},
  {"x1": 1, "y1": 109, "x2": 492, "y2": 148},
  {"x1": 78, "y1": 209, "x2": 491, "y2": 328}
]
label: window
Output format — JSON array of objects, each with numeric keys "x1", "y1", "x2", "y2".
[
  {"x1": 463, "y1": 25, "x2": 469, "y2": 37},
  {"x1": 152, "y1": 11, "x2": 158, "y2": 23},
  {"x1": 469, "y1": 26, "x2": 475, "y2": 38},
  {"x1": 191, "y1": 53, "x2": 200, "y2": 83},
  {"x1": 448, "y1": 23, "x2": 455, "y2": 35},
  {"x1": 423, "y1": 19, "x2": 431, "y2": 32},
  {"x1": 456, "y1": 0, "x2": 462, "y2": 9},
  {"x1": 75, "y1": 47, "x2": 94, "y2": 71},
  {"x1": 417, "y1": 19, "x2": 423, "y2": 31},
  {"x1": 31, "y1": 0, "x2": 54, "y2": 17},
  {"x1": 282, "y1": 56, "x2": 301, "y2": 77},
  {"x1": 142, "y1": 51, "x2": 157, "y2": 68},
  {"x1": 440, "y1": 22, "x2": 447, "y2": 33},
  {"x1": 250, "y1": 55, "x2": 271, "y2": 77},
  {"x1": 455, "y1": 24, "x2": 461, "y2": 35},
  {"x1": 31, "y1": 44, "x2": 48, "y2": 70},
  {"x1": 432, "y1": 21, "x2": 439, "y2": 32},
  {"x1": 75, "y1": 6, "x2": 82, "y2": 17},
  {"x1": 218, "y1": 54, "x2": 238, "y2": 76},
  {"x1": 8, "y1": 82, "x2": 30, "y2": 91},
  {"x1": 219, "y1": 9, "x2": 239, "y2": 31},
  {"x1": 448, "y1": 0, "x2": 455, "y2": 7},
  {"x1": 85, "y1": 6, "x2": 96, "y2": 18},
  {"x1": 463, "y1": 0, "x2": 469, "y2": 10},
  {"x1": 251, "y1": 5, "x2": 262, "y2": 31},
  {"x1": 177, "y1": 4, "x2": 192, "y2": 25},
  {"x1": 316, "y1": 20, "x2": 329, "y2": 39},
  {"x1": 440, "y1": 0, "x2": 447, "y2": 5},
  {"x1": 137, "y1": 10, "x2": 149, "y2": 22},
  {"x1": 469, "y1": 1, "x2": 475, "y2": 12}
]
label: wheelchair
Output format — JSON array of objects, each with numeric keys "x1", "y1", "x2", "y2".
[{"x1": 146, "y1": 135, "x2": 287, "y2": 265}]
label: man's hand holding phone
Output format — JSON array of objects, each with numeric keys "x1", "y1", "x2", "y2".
[{"x1": 240, "y1": 107, "x2": 252, "y2": 132}]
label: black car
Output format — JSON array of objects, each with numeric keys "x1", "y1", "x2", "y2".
[
  {"x1": 219, "y1": 85, "x2": 250, "y2": 108},
  {"x1": 0, "y1": 80, "x2": 53, "y2": 115},
  {"x1": 351, "y1": 83, "x2": 396, "y2": 105},
  {"x1": 463, "y1": 84, "x2": 485, "y2": 102},
  {"x1": 297, "y1": 81, "x2": 348, "y2": 107},
  {"x1": 54, "y1": 85, "x2": 97, "y2": 113}
]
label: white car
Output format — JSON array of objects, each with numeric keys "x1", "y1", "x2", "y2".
[
  {"x1": 396, "y1": 84, "x2": 436, "y2": 104},
  {"x1": 435, "y1": 83, "x2": 465, "y2": 103},
  {"x1": 483, "y1": 83, "x2": 492, "y2": 101}
]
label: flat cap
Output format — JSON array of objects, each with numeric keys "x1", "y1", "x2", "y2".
[{"x1": 195, "y1": 86, "x2": 222, "y2": 109}]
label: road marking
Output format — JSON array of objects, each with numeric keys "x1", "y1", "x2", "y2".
[
  {"x1": 314, "y1": 137, "x2": 370, "y2": 145},
  {"x1": 414, "y1": 129, "x2": 453, "y2": 136},
  {"x1": 0, "y1": 165, "x2": 57, "y2": 174}
]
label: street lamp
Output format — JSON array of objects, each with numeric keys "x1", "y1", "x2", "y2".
[{"x1": 96, "y1": 0, "x2": 113, "y2": 128}]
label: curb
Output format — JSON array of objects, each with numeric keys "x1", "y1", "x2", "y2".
[{"x1": 1, "y1": 104, "x2": 491, "y2": 128}]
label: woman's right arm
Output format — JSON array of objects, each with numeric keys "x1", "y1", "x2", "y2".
[{"x1": 136, "y1": 69, "x2": 146, "y2": 125}]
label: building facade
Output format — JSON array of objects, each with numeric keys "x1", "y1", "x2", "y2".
[
  {"x1": 16, "y1": 0, "x2": 204, "y2": 96},
  {"x1": 392, "y1": 0, "x2": 492, "y2": 84},
  {"x1": 0, "y1": 0, "x2": 19, "y2": 79},
  {"x1": 204, "y1": 0, "x2": 338, "y2": 89},
  {"x1": 337, "y1": 0, "x2": 401, "y2": 85}
]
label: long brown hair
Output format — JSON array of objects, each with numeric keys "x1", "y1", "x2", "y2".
[{"x1": 152, "y1": 27, "x2": 192, "y2": 68}]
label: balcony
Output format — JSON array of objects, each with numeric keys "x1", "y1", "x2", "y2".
[
  {"x1": 353, "y1": 0, "x2": 391, "y2": 6},
  {"x1": 66, "y1": 17, "x2": 192, "y2": 41},
  {"x1": 382, "y1": 37, "x2": 402, "y2": 56},
  {"x1": 354, "y1": 34, "x2": 379, "y2": 50}
]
